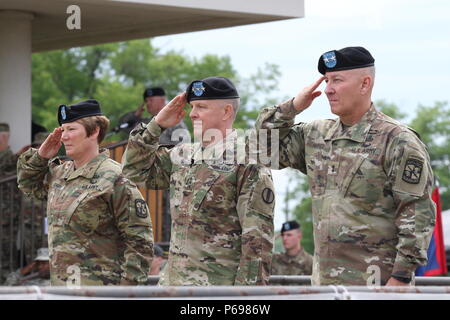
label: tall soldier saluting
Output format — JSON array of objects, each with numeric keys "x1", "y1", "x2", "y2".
[
  {"x1": 255, "y1": 47, "x2": 435, "y2": 286},
  {"x1": 17, "y1": 100, "x2": 154, "y2": 286},
  {"x1": 122, "y1": 77, "x2": 275, "y2": 286}
]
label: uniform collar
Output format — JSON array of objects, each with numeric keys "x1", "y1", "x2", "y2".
[
  {"x1": 324, "y1": 103, "x2": 378, "y2": 142},
  {"x1": 65, "y1": 149, "x2": 110, "y2": 181}
]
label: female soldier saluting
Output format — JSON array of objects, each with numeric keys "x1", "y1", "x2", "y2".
[{"x1": 17, "y1": 100, "x2": 154, "y2": 286}]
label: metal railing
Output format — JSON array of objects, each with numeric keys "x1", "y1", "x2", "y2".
[{"x1": 2, "y1": 283, "x2": 450, "y2": 300}]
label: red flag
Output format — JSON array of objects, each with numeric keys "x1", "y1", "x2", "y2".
[{"x1": 416, "y1": 187, "x2": 448, "y2": 276}]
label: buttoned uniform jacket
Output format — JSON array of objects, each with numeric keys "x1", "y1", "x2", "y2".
[
  {"x1": 122, "y1": 119, "x2": 275, "y2": 286},
  {"x1": 17, "y1": 148, "x2": 154, "y2": 286},
  {"x1": 256, "y1": 99, "x2": 435, "y2": 286}
]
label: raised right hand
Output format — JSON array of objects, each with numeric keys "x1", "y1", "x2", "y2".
[
  {"x1": 135, "y1": 102, "x2": 145, "y2": 118},
  {"x1": 38, "y1": 127, "x2": 62, "y2": 159},
  {"x1": 154, "y1": 92, "x2": 187, "y2": 129},
  {"x1": 293, "y1": 76, "x2": 326, "y2": 112}
]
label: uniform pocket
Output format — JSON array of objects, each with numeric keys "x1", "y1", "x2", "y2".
[
  {"x1": 191, "y1": 171, "x2": 221, "y2": 211},
  {"x1": 66, "y1": 193, "x2": 101, "y2": 234},
  {"x1": 64, "y1": 193, "x2": 89, "y2": 224},
  {"x1": 341, "y1": 155, "x2": 386, "y2": 214}
]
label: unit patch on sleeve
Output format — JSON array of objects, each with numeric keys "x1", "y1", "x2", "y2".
[
  {"x1": 135, "y1": 199, "x2": 149, "y2": 218},
  {"x1": 402, "y1": 157, "x2": 423, "y2": 184},
  {"x1": 262, "y1": 188, "x2": 275, "y2": 204}
]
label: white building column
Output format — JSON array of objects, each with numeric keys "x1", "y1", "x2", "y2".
[{"x1": 0, "y1": 11, "x2": 34, "y2": 153}]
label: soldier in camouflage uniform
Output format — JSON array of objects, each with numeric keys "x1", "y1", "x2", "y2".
[
  {"x1": 17, "y1": 100, "x2": 154, "y2": 286},
  {"x1": 271, "y1": 221, "x2": 313, "y2": 275},
  {"x1": 256, "y1": 47, "x2": 435, "y2": 286},
  {"x1": 0, "y1": 123, "x2": 17, "y2": 177},
  {"x1": 1, "y1": 123, "x2": 20, "y2": 283},
  {"x1": 122, "y1": 77, "x2": 275, "y2": 286},
  {"x1": 4, "y1": 248, "x2": 50, "y2": 286}
]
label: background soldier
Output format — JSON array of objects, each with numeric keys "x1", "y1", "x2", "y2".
[
  {"x1": 4, "y1": 247, "x2": 50, "y2": 286},
  {"x1": 17, "y1": 100, "x2": 154, "y2": 286},
  {"x1": 117, "y1": 87, "x2": 189, "y2": 143},
  {"x1": 0, "y1": 123, "x2": 17, "y2": 177},
  {"x1": 123, "y1": 77, "x2": 275, "y2": 286},
  {"x1": 1, "y1": 122, "x2": 20, "y2": 283},
  {"x1": 256, "y1": 47, "x2": 435, "y2": 286},
  {"x1": 271, "y1": 220, "x2": 312, "y2": 275}
]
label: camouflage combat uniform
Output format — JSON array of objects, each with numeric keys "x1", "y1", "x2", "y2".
[
  {"x1": 0, "y1": 147, "x2": 17, "y2": 176},
  {"x1": 122, "y1": 119, "x2": 275, "y2": 286},
  {"x1": 17, "y1": 148, "x2": 154, "y2": 286},
  {"x1": 0, "y1": 147, "x2": 19, "y2": 283},
  {"x1": 271, "y1": 248, "x2": 313, "y2": 275},
  {"x1": 120, "y1": 114, "x2": 189, "y2": 242},
  {"x1": 256, "y1": 99, "x2": 435, "y2": 286}
]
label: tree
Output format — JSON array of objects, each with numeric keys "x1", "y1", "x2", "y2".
[
  {"x1": 31, "y1": 39, "x2": 283, "y2": 141},
  {"x1": 375, "y1": 99, "x2": 407, "y2": 121},
  {"x1": 409, "y1": 101, "x2": 450, "y2": 210}
]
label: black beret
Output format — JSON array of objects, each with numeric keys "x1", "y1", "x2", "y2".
[
  {"x1": 318, "y1": 46, "x2": 375, "y2": 75},
  {"x1": 281, "y1": 220, "x2": 300, "y2": 233},
  {"x1": 186, "y1": 76, "x2": 239, "y2": 103},
  {"x1": 143, "y1": 87, "x2": 165, "y2": 100},
  {"x1": 58, "y1": 99, "x2": 103, "y2": 125}
]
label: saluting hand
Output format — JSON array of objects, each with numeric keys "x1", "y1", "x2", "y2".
[
  {"x1": 154, "y1": 92, "x2": 187, "y2": 129},
  {"x1": 135, "y1": 102, "x2": 145, "y2": 118},
  {"x1": 293, "y1": 76, "x2": 326, "y2": 112},
  {"x1": 38, "y1": 127, "x2": 62, "y2": 160}
]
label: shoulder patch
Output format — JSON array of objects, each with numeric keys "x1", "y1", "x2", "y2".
[
  {"x1": 402, "y1": 157, "x2": 423, "y2": 184},
  {"x1": 262, "y1": 187, "x2": 275, "y2": 204},
  {"x1": 135, "y1": 199, "x2": 149, "y2": 218}
]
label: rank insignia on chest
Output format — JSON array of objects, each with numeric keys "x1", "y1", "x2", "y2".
[
  {"x1": 402, "y1": 157, "x2": 423, "y2": 184},
  {"x1": 135, "y1": 199, "x2": 149, "y2": 218}
]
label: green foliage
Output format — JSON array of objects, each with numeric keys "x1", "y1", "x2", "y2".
[
  {"x1": 375, "y1": 99, "x2": 407, "y2": 121},
  {"x1": 409, "y1": 101, "x2": 450, "y2": 210},
  {"x1": 281, "y1": 168, "x2": 314, "y2": 255},
  {"x1": 31, "y1": 39, "x2": 282, "y2": 142}
]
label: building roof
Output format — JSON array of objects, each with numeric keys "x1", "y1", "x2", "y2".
[{"x1": 0, "y1": 0, "x2": 304, "y2": 52}]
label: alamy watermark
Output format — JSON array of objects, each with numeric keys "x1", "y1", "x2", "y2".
[
  {"x1": 66, "y1": 5, "x2": 81, "y2": 30},
  {"x1": 167, "y1": 127, "x2": 280, "y2": 169}
]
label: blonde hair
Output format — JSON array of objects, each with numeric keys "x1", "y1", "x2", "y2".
[{"x1": 76, "y1": 115, "x2": 110, "y2": 143}]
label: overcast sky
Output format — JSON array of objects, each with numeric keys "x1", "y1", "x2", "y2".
[{"x1": 153, "y1": 0, "x2": 450, "y2": 230}]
